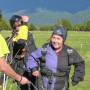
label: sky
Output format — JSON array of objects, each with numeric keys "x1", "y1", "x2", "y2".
[{"x1": 0, "y1": 0, "x2": 90, "y2": 14}]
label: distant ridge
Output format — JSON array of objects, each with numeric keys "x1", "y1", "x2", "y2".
[{"x1": 4, "y1": 8, "x2": 90, "y2": 26}]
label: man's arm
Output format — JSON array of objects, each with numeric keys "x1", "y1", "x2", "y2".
[
  {"x1": 71, "y1": 50, "x2": 85, "y2": 86},
  {"x1": 0, "y1": 57, "x2": 30, "y2": 85}
]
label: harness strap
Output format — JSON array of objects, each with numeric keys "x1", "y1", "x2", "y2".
[{"x1": 41, "y1": 68, "x2": 67, "y2": 77}]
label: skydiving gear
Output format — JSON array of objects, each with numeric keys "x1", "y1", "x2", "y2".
[
  {"x1": 52, "y1": 26, "x2": 67, "y2": 41},
  {"x1": 6, "y1": 30, "x2": 37, "y2": 90},
  {"x1": 27, "y1": 43, "x2": 85, "y2": 90},
  {"x1": 9, "y1": 15, "x2": 36, "y2": 90},
  {"x1": 40, "y1": 43, "x2": 69, "y2": 90}
]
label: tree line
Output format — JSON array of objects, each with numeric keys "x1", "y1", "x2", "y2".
[
  {"x1": 0, "y1": 12, "x2": 90, "y2": 31},
  {"x1": 28, "y1": 19, "x2": 90, "y2": 31}
]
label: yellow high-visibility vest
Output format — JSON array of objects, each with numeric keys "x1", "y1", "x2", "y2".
[
  {"x1": 0, "y1": 34, "x2": 10, "y2": 57},
  {"x1": 13, "y1": 25, "x2": 28, "y2": 42}
]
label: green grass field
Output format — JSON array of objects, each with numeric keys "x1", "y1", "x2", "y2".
[{"x1": 0, "y1": 31, "x2": 90, "y2": 90}]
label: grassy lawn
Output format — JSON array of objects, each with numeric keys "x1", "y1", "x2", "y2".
[{"x1": 0, "y1": 30, "x2": 90, "y2": 90}]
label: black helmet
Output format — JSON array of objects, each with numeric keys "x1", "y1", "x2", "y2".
[
  {"x1": 52, "y1": 26, "x2": 67, "y2": 41},
  {"x1": 10, "y1": 15, "x2": 22, "y2": 28}
]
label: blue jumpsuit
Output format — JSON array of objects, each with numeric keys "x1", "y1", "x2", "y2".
[{"x1": 26, "y1": 44, "x2": 85, "y2": 90}]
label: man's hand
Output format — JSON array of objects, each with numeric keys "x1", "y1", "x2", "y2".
[
  {"x1": 72, "y1": 80, "x2": 79, "y2": 86},
  {"x1": 19, "y1": 76, "x2": 30, "y2": 85},
  {"x1": 32, "y1": 71, "x2": 40, "y2": 77}
]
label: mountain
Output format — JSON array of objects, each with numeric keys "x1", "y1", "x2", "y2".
[
  {"x1": 29, "y1": 9, "x2": 73, "y2": 25},
  {"x1": 4, "y1": 8, "x2": 90, "y2": 26},
  {"x1": 73, "y1": 9, "x2": 90, "y2": 24},
  {"x1": 29, "y1": 8, "x2": 90, "y2": 25}
]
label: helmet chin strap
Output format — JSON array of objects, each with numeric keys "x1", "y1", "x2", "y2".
[
  {"x1": 50, "y1": 42, "x2": 63, "y2": 53},
  {"x1": 55, "y1": 46, "x2": 63, "y2": 53}
]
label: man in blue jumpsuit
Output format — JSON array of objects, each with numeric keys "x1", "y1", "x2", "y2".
[{"x1": 26, "y1": 26, "x2": 85, "y2": 90}]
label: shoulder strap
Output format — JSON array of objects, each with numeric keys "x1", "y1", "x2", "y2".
[
  {"x1": 66, "y1": 47, "x2": 74, "y2": 65},
  {"x1": 40, "y1": 43, "x2": 48, "y2": 68},
  {"x1": 26, "y1": 32, "x2": 37, "y2": 53}
]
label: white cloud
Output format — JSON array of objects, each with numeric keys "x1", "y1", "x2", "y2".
[
  {"x1": 36, "y1": 8, "x2": 48, "y2": 12},
  {"x1": 13, "y1": 9, "x2": 27, "y2": 15}
]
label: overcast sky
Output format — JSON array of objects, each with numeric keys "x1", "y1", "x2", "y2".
[{"x1": 0, "y1": 0, "x2": 90, "y2": 14}]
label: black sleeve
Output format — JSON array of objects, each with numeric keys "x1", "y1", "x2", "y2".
[
  {"x1": 71, "y1": 49, "x2": 85, "y2": 86},
  {"x1": 31, "y1": 67, "x2": 39, "y2": 73},
  {"x1": 27, "y1": 32, "x2": 37, "y2": 53}
]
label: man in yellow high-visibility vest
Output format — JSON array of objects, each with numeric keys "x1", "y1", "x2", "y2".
[
  {"x1": 10, "y1": 15, "x2": 36, "y2": 90},
  {"x1": 0, "y1": 34, "x2": 30, "y2": 85},
  {"x1": 10, "y1": 15, "x2": 29, "y2": 58}
]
